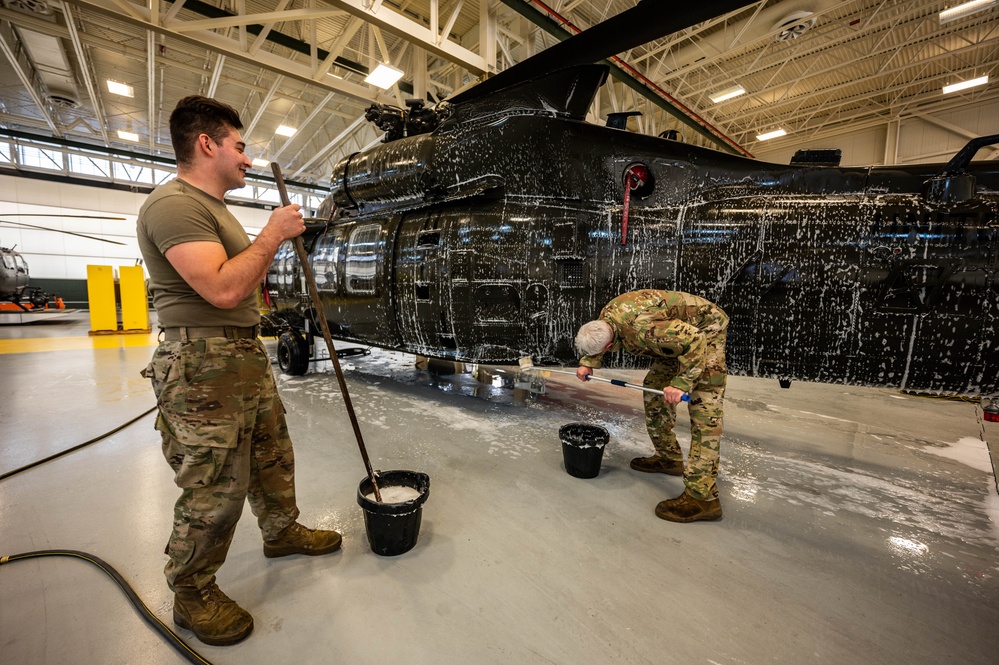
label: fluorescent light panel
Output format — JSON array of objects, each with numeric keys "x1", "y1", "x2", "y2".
[
  {"x1": 275, "y1": 125, "x2": 297, "y2": 137},
  {"x1": 943, "y1": 75, "x2": 989, "y2": 94},
  {"x1": 117, "y1": 130, "x2": 139, "y2": 142},
  {"x1": 364, "y1": 63, "x2": 404, "y2": 89},
  {"x1": 251, "y1": 158, "x2": 270, "y2": 167},
  {"x1": 756, "y1": 128, "x2": 787, "y2": 141},
  {"x1": 709, "y1": 85, "x2": 746, "y2": 103},
  {"x1": 939, "y1": 0, "x2": 997, "y2": 24},
  {"x1": 106, "y1": 80, "x2": 133, "y2": 97}
]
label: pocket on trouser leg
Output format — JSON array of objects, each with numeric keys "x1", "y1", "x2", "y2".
[{"x1": 159, "y1": 419, "x2": 241, "y2": 489}]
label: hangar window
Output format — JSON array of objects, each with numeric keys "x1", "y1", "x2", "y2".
[
  {"x1": 346, "y1": 224, "x2": 381, "y2": 295},
  {"x1": 18, "y1": 145, "x2": 63, "y2": 171}
]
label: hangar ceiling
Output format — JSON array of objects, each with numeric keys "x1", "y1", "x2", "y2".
[{"x1": 0, "y1": 0, "x2": 997, "y2": 187}]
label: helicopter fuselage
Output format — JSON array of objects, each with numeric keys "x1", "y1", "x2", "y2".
[{"x1": 266, "y1": 66, "x2": 999, "y2": 397}]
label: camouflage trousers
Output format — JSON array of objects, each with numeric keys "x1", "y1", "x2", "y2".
[
  {"x1": 142, "y1": 337, "x2": 300, "y2": 591},
  {"x1": 642, "y1": 331, "x2": 727, "y2": 501}
]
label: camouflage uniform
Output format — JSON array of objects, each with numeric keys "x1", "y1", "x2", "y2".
[
  {"x1": 142, "y1": 336, "x2": 300, "y2": 591},
  {"x1": 579, "y1": 290, "x2": 728, "y2": 501}
]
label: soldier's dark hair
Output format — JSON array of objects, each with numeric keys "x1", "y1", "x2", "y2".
[{"x1": 169, "y1": 96, "x2": 243, "y2": 167}]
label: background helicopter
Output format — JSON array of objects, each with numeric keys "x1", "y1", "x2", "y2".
[
  {"x1": 263, "y1": 0, "x2": 999, "y2": 403},
  {"x1": 1, "y1": 215, "x2": 126, "y2": 321}
]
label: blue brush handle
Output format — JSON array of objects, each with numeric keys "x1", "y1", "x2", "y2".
[{"x1": 606, "y1": 378, "x2": 690, "y2": 401}]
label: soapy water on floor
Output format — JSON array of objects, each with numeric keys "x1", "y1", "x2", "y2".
[{"x1": 270, "y1": 343, "x2": 999, "y2": 571}]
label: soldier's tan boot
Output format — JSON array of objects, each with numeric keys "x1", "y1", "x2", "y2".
[
  {"x1": 630, "y1": 454, "x2": 684, "y2": 476},
  {"x1": 173, "y1": 582, "x2": 253, "y2": 646},
  {"x1": 263, "y1": 522, "x2": 342, "y2": 558},
  {"x1": 655, "y1": 489, "x2": 723, "y2": 523}
]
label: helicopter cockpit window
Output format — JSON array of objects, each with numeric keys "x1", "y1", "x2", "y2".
[
  {"x1": 313, "y1": 235, "x2": 339, "y2": 294},
  {"x1": 276, "y1": 241, "x2": 295, "y2": 289},
  {"x1": 346, "y1": 224, "x2": 381, "y2": 295},
  {"x1": 14, "y1": 254, "x2": 28, "y2": 273},
  {"x1": 1, "y1": 252, "x2": 14, "y2": 270}
]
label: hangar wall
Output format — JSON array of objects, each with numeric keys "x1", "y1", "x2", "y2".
[{"x1": 1, "y1": 173, "x2": 273, "y2": 307}]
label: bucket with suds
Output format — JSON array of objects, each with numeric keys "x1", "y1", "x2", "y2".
[
  {"x1": 559, "y1": 423, "x2": 609, "y2": 479},
  {"x1": 357, "y1": 470, "x2": 431, "y2": 556}
]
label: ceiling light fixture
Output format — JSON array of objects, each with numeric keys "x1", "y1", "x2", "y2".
[
  {"x1": 709, "y1": 85, "x2": 746, "y2": 103},
  {"x1": 117, "y1": 130, "x2": 139, "y2": 142},
  {"x1": 939, "y1": 0, "x2": 997, "y2": 24},
  {"x1": 364, "y1": 63, "x2": 404, "y2": 90},
  {"x1": 275, "y1": 125, "x2": 297, "y2": 137},
  {"x1": 251, "y1": 158, "x2": 270, "y2": 168},
  {"x1": 943, "y1": 75, "x2": 989, "y2": 94},
  {"x1": 756, "y1": 128, "x2": 787, "y2": 141},
  {"x1": 106, "y1": 80, "x2": 133, "y2": 97}
]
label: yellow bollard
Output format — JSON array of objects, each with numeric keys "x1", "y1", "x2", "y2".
[
  {"x1": 86, "y1": 265, "x2": 117, "y2": 333},
  {"x1": 119, "y1": 265, "x2": 150, "y2": 331}
]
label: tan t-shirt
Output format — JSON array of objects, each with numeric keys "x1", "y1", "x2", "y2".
[{"x1": 137, "y1": 177, "x2": 259, "y2": 328}]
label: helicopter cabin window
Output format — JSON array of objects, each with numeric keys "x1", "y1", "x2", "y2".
[
  {"x1": 346, "y1": 224, "x2": 381, "y2": 295},
  {"x1": 14, "y1": 254, "x2": 27, "y2": 273},
  {"x1": 417, "y1": 230, "x2": 440, "y2": 246}
]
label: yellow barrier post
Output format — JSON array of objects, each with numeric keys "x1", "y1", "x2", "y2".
[
  {"x1": 86, "y1": 265, "x2": 117, "y2": 333},
  {"x1": 118, "y1": 265, "x2": 150, "y2": 332}
]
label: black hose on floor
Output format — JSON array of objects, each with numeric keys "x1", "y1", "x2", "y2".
[
  {"x1": 1, "y1": 410, "x2": 213, "y2": 664},
  {"x1": 0, "y1": 406, "x2": 156, "y2": 481},
  {"x1": 0, "y1": 550, "x2": 214, "y2": 665}
]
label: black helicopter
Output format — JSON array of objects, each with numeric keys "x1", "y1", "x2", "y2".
[
  {"x1": 264, "y1": 0, "x2": 999, "y2": 402},
  {"x1": 0, "y1": 245, "x2": 47, "y2": 310},
  {"x1": 0, "y1": 243, "x2": 69, "y2": 314}
]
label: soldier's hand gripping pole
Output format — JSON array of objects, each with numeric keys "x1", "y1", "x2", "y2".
[{"x1": 270, "y1": 162, "x2": 382, "y2": 502}]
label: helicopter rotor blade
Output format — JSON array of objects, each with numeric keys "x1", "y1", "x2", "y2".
[
  {"x1": 0, "y1": 220, "x2": 128, "y2": 246},
  {"x1": 449, "y1": 0, "x2": 755, "y2": 105},
  {"x1": 0, "y1": 214, "x2": 127, "y2": 220}
]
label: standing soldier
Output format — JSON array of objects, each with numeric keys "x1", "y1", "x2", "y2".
[
  {"x1": 138, "y1": 96, "x2": 342, "y2": 646},
  {"x1": 574, "y1": 290, "x2": 728, "y2": 522}
]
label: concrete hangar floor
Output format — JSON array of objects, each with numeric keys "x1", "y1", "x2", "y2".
[{"x1": 1, "y1": 316, "x2": 997, "y2": 665}]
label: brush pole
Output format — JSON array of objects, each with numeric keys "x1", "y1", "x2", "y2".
[
  {"x1": 270, "y1": 163, "x2": 381, "y2": 502},
  {"x1": 522, "y1": 360, "x2": 690, "y2": 401},
  {"x1": 584, "y1": 374, "x2": 690, "y2": 401}
]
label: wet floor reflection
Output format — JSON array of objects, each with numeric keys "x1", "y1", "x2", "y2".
[{"x1": 272, "y1": 343, "x2": 551, "y2": 406}]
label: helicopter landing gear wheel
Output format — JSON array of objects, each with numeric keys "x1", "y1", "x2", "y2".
[{"x1": 277, "y1": 331, "x2": 310, "y2": 376}]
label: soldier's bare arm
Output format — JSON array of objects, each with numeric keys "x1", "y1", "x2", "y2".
[{"x1": 166, "y1": 204, "x2": 304, "y2": 309}]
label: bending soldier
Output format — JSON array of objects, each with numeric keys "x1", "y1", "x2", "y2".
[{"x1": 575, "y1": 289, "x2": 728, "y2": 522}]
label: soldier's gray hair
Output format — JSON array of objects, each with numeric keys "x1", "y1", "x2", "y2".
[{"x1": 575, "y1": 320, "x2": 614, "y2": 357}]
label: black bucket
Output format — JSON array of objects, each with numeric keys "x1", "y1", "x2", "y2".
[
  {"x1": 559, "y1": 423, "x2": 609, "y2": 479},
  {"x1": 356, "y1": 470, "x2": 431, "y2": 556}
]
